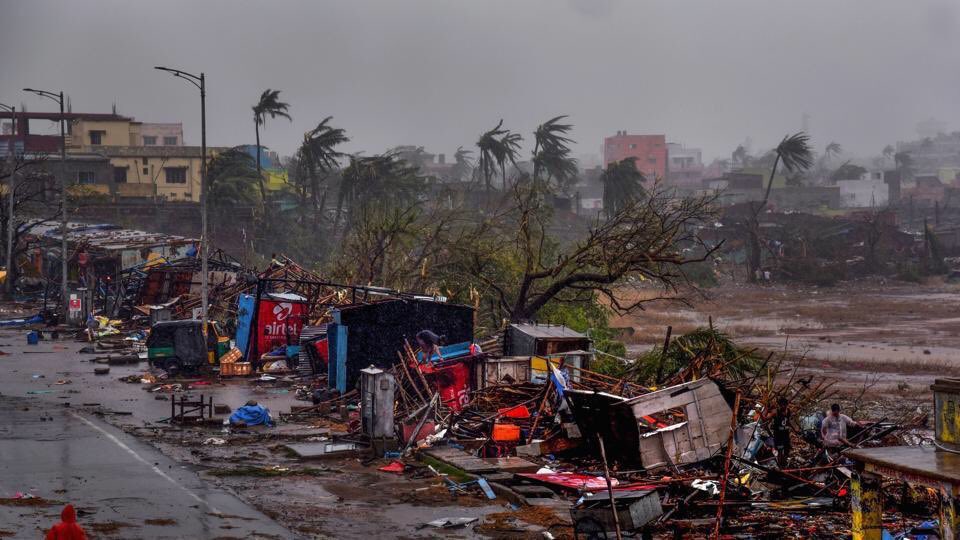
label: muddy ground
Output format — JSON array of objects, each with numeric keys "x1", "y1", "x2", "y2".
[{"x1": 615, "y1": 276, "x2": 960, "y2": 399}]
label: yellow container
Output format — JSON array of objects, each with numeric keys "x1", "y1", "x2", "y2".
[{"x1": 932, "y1": 378, "x2": 960, "y2": 450}]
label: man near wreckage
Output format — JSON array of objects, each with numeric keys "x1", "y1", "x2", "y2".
[{"x1": 821, "y1": 403, "x2": 859, "y2": 449}]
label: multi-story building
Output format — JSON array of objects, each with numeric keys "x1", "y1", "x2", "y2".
[
  {"x1": 666, "y1": 143, "x2": 704, "y2": 187},
  {"x1": 603, "y1": 131, "x2": 667, "y2": 179},
  {"x1": 0, "y1": 110, "x2": 219, "y2": 202}
]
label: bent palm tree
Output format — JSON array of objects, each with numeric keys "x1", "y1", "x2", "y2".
[
  {"x1": 476, "y1": 120, "x2": 522, "y2": 190},
  {"x1": 748, "y1": 132, "x2": 813, "y2": 281},
  {"x1": 206, "y1": 147, "x2": 261, "y2": 207},
  {"x1": 451, "y1": 146, "x2": 474, "y2": 182},
  {"x1": 252, "y1": 89, "x2": 292, "y2": 200},
  {"x1": 532, "y1": 115, "x2": 578, "y2": 192},
  {"x1": 299, "y1": 116, "x2": 349, "y2": 229}
]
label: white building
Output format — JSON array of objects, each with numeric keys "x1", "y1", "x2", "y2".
[{"x1": 838, "y1": 172, "x2": 889, "y2": 208}]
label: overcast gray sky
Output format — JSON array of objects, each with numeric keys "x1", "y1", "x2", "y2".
[{"x1": 2, "y1": 0, "x2": 959, "y2": 163}]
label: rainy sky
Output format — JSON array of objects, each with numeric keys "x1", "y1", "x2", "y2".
[{"x1": 2, "y1": 0, "x2": 959, "y2": 163}]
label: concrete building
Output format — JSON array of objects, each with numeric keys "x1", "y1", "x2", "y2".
[
  {"x1": 666, "y1": 143, "x2": 704, "y2": 187},
  {"x1": 701, "y1": 172, "x2": 764, "y2": 206},
  {"x1": 838, "y1": 173, "x2": 889, "y2": 208},
  {"x1": 139, "y1": 123, "x2": 183, "y2": 147},
  {"x1": 603, "y1": 131, "x2": 667, "y2": 179},
  {"x1": 0, "y1": 111, "x2": 219, "y2": 202}
]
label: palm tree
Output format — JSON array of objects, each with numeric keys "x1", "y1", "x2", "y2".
[
  {"x1": 450, "y1": 146, "x2": 474, "y2": 182},
  {"x1": 825, "y1": 142, "x2": 842, "y2": 160},
  {"x1": 497, "y1": 131, "x2": 522, "y2": 189},
  {"x1": 476, "y1": 121, "x2": 507, "y2": 190},
  {"x1": 299, "y1": 117, "x2": 348, "y2": 228},
  {"x1": 601, "y1": 157, "x2": 645, "y2": 218},
  {"x1": 882, "y1": 145, "x2": 896, "y2": 167},
  {"x1": 747, "y1": 132, "x2": 813, "y2": 281},
  {"x1": 475, "y1": 120, "x2": 522, "y2": 190},
  {"x1": 532, "y1": 115, "x2": 578, "y2": 192},
  {"x1": 252, "y1": 89, "x2": 292, "y2": 200},
  {"x1": 336, "y1": 153, "x2": 424, "y2": 236},
  {"x1": 206, "y1": 147, "x2": 261, "y2": 207}
]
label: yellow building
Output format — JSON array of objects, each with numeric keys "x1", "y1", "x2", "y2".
[{"x1": 62, "y1": 114, "x2": 221, "y2": 202}]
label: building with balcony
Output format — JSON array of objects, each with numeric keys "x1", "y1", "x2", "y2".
[
  {"x1": 0, "y1": 110, "x2": 217, "y2": 202},
  {"x1": 666, "y1": 143, "x2": 704, "y2": 187}
]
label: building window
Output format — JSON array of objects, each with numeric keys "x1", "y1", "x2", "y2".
[
  {"x1": 164, "y1": 167, "x2": 187, "y2": 184},
  {"x1": 89, "y1": 131, "x2": 104, "y2": 145},
  {"x1": 78, "y1": 171, "x2": 96, "y2": 184},
  {"x1": 163, "y1": 136, "x2": 177, "y2": 146},
  {"x1": 648, "y1": 158, "x2": 657, "y2": 164},
  {"x1": 142, "y1": 157, "x2": 149, "y2": 164},
  {"x1": 629, "y1": 144, "x2": 637, "y2": 149},
  {"x1": 143, "y1": 136, "x2": 157, "y2": 146},
  {"x1": 143, "y1": 167, "x2": 149, "y2": 175},
  {"x1": 113, "y1": 167, "x2": 127, "y2": 183}
]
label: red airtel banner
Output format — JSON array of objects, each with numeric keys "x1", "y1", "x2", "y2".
[{"x1": 256, "y1": 298, "x2": 307, "y2": 358}]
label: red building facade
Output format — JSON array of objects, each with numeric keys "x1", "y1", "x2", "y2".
[{"x1": 603, "y1": 131, "x2": 667, "y2": 179}]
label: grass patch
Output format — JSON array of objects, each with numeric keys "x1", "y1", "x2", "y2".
[
  {"x1": 417, "y1": 455, "x2": 472, "y2": 483},
  {"x1": 205, "y1": 466, "x2": 330, "y2": 478}
]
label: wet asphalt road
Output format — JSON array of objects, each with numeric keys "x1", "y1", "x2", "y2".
[{"x1": 0, "y1": 327, "x2": 292, "y2": 538}]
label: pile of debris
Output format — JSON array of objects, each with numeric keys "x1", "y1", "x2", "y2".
[{"x1": 277, "y1": 321, "x2": 933, "y2": 538}]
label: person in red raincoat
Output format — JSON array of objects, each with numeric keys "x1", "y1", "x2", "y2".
[{"x1": 46, "y1": 504, "x2": 87, "y2": 540}]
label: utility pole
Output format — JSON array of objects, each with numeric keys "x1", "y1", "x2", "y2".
[
  {"x1": 23, "y1": 89, "x2": 68, "y2": 317},
  {"x1": 155, "y1": 67, "x2": 208, "y2": 333},
  {"x1": 0, "y1": 103, "x2": 16, "y2": 298}
]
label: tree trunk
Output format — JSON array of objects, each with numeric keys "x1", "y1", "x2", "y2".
[{"x1": 255, "y1": 121, "x2": 266, "y2": 202}]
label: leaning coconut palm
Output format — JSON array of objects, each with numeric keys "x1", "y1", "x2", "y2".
[
  {"x1": 299, "y1": 116, "x2": 349, "y2": 228},
  {"x1": 336, "y1": 153, "x2": 425, "y2": 237},
  {"x1": 532, "y1": 115, "x2": 578, "y2": 192},
  {"x1": 252, "y1": 89, "x2": 292, "y2": 200},
  {"x1": 747, "y1": 132, "x2": 813, "y2": 281},
  {"x1": 450, "y1": 146, "x2": 474, "y2": 182},
  {"x1": 206, "y1": 147, "x2": 262, "y2": 207},
  {"x1": 601, "y1": 157, "x2": 645, "y2": 218},
  {"x1": 476, "y1": 121, "x2": 508, "y2": 191},
  {"x1": 476, "y1": 121, "x2": 522, "y2": 191},
  {"x1": 824, "y1": 141, "x2": 842, "y2": 160},
  {"x1": 496, "y1": 130, "x2": 523, "y2": 189}
]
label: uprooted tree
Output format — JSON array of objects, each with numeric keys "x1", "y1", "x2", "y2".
[{"x1": 442, "y1": 181, "x2": 720, "y2": 326}]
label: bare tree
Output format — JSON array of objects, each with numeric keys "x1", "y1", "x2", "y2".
[{"x1": 445, "y1": 182, "x2": 720, "y2": 323}]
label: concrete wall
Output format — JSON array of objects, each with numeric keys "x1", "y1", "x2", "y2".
[
  {"x1": 140, "y1": 123, "x2": 183, "y2": 146},
  {"x1": 839, "y1": 178, "x2": 889, "y2": 208},
  {"x1": 107, "y1": 154, "x2": 202, "y2": 201}
]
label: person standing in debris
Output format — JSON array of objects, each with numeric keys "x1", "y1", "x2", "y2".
[
  {"x1": 821, "y1": 403, "x2": 859, "y2": 448},
  {"x1": 46, "y1": 504, "x2": 87, "y2": 540},
  {"x1": 416, "y1": 330, "x2": 444, "y2": 362},
  {"x1": 768, "y1": 397, "x2": 792, "y2": 468}
]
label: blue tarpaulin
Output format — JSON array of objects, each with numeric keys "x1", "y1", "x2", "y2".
[
  {"x1": 229, "y1": 404, "x2": 273, "y2": 426},
  {"x1": 0, "y1": 313, "x2": 43, "y2": 327}
]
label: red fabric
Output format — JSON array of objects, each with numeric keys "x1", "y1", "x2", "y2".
[
  {"x1": 378, "y1": 460, "x2": 406, "y2": 474},
  {"x1": 46, "y1": 504, "x2": 87, "y2": 540}
]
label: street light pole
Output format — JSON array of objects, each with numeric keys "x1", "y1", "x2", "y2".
[
  {"x1": 154, "y1": 67, "x2": 208, "y2": 333},
  {"x1": 0, "y1": 103, "x2": 16, "y2": 298},
  {"x1": 23, "y1": 88, "x2": 68, "y2": 318}
]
